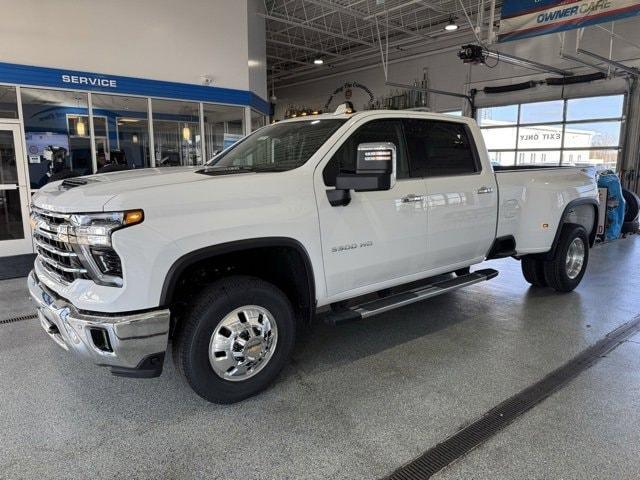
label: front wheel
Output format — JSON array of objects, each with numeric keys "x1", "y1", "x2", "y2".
[
  {"x1": 543, "y1": 224, "x2": 589, "y2": 292},
  {"x1": 173, "y1": 276, "x2": 296, "y2": 403}
]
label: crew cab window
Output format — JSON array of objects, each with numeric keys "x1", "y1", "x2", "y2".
[
  {"x1": 323, "y1": 119, "x2": 409, "y2": 186},
  {"x1": 403, "y1": 119, "x2": 479, "y2": 177}
]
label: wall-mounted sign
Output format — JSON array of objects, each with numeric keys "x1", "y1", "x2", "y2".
[
  {"x1": 61, "y1": 74, "x2": 117, "y2": 88},
  {"x1": 499, "y1": 0, "x2": 640, "y2": 43},
  {"x1": 0, "y1": 61, "x2": 271, "y2": 115}
]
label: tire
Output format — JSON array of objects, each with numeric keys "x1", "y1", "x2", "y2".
[
  {"x1": 622, "y1": 188, "x2": 640, "y2": 222},
  {"x1": 173, "y1": 275, "x2": 296, "y2": 404},
  {"x1": 521, "y1": 256, "x2": 547, "y2": 287},
  {"x1": 622, "y1": 220, "x2": 639, "y2": 235},
  {"x1": 543, "y1": 224, "x2": 589, "y2": 293}
]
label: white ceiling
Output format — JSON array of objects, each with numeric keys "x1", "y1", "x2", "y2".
[{"x1": 264, "y1": 0, "x2": 502, "y2": 87}]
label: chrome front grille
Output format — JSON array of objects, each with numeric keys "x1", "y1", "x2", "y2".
[{"x1": 31, "y1": 207, "x2": 88, "y2": 284}]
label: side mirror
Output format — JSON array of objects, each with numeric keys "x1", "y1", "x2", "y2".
[{"x1": 327, "y1": 142, "x2": 396, "y2": 207}]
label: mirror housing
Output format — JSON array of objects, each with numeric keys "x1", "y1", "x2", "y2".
[{"x1": 327, "y1": 142, "x2": 396, "y2": 206}]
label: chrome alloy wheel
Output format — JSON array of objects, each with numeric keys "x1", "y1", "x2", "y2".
[
  {"x1": 208, "y1": 306, "x2": 278, "y2": 382},
  {"x1": 565, "y1": 237, "x2": 585, "y2": 280}
]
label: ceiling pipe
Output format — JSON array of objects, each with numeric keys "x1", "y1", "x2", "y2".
[
  {"x1": 483, "y1": 50, "x2": 575, "y2": 76},
  {"x1": 385, "y1": 81, "x2": 472, "y2": 101},
  {"x1": 270, "y1": 28, "x2": 477, "y2": 82},
  {"x1": 258, "y1": 12, "x2": 375, "y2": 47},
  {"x1": 560, "y1": 52, "x2": 610, "y2": 74},
  {"x1": 276, "y1": 45, "x2": 462, "y2": 89},
  {"x1": 576, "y1": 48, "x2": 640, "y2": 76},
  {"x1": 302, "y1": 0, "x2": 437, "y2": 40}
]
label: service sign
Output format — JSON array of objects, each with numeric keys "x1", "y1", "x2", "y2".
[{"x1": 498, "y1": 0, "x2": 640, "y2": 42}]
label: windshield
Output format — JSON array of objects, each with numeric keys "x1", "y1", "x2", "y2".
[{"x1": 204, "y1": 119, "x2": 346, "y2": 172}]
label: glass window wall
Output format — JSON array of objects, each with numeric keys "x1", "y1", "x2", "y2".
[
  {"x1": 152, "y1": 99, "x2": 201, "y2": 167},
  {"x1": 91, "y1": 94, "x2": 150, "y2": 171},
  {"x1": 0, "y1": 86, "x2": 18, "y2": 119},
  {"x1": 21, "y1": 88, "x2": 92, "y2": 188},
  {"x1": 202, "y1": 104, "x2": 245, "y2": 161},
  {"x1": 478, "y1": 94, "x2": 624, "y2": 170},
  {"x1": 17, "y1": 86, "x2": 253, "y2": 185},
  {"x1": 250, "y1": 109, "x2": 266, "y2": 131}
]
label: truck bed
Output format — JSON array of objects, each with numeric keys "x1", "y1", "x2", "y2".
[{"x1": 494, "y1": 165, "x2": 598, "y2": 255}]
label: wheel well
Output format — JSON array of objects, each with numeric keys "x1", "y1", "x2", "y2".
[
  {"x1": 563, "y1": 203, "x2": 598, "y2": 247},
  {"x1": 542, "y1": 200, "x2": 598, "y2": 260},
  {"x1": 162, "y1": 240, "x2": 315, "y2": 332}
]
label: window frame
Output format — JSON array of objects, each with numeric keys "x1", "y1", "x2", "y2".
[
  {"x1": 322, "y1": 116, "x2": 483, "y2": 186},
  {"x1": 477, "y1": 94, "x2": 625, "y2": 169}
]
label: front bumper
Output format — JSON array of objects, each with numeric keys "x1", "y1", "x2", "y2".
[{"x1": 28, "y1": 271, "x2": 170, "y2": 378}]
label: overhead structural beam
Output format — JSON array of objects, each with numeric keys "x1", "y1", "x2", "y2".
[
  {"x1": 362, "y1": 0, "x2": 446, "y2": 19},
  {"x1": 484, "y1": 50, "x2": 575, "y2": 76},
  {"x1": 266, "y1": 37, "x2": 346, "y2": 59},
  {"x1": 595, "y1": 25, "x2": 640, "y2": 52},
  {"x1": 258, "y1": 12, "x2": 375, "y2": 47},
  {"x1": 576, "y1": 48, "x2": 640, "y2": 76},
  {"x1": 303, "y1": 0, "x2": 436, "y2": 40},
  {"x1": 385, "y1": 81, "x2": 473, "y2": 106},
  {"x1": 266, "y1": 54, "x2": 312, "y2": 66},
  {"x1": 270, "y1": 27, "x2": 474, "y2": 82},
  {"x1": 560, "y1": 52, "x2": 610, "y2": 74}
]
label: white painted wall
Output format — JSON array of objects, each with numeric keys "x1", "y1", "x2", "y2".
[
  {"x1": 0, "y1": 0, "x2": 267, "y2": 98},
  {"x1": 248, "y1": 0, "x2": 268, "y2": 100},
  {"x1": 275, "y1": 17, "x2": 640, "y2": 117}
]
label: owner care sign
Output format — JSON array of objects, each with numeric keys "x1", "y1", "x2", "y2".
[{"x1": 498, "y1": 0, "x2": 640, "y2": 42}]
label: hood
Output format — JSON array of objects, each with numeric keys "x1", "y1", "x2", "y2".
[{"x1": 31, "y1": 166, "x2": 252, "y2": 213}]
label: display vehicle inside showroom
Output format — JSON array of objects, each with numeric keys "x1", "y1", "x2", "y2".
[{"x1": 2, "y1": 1, "x2": 640, "y2": 479}]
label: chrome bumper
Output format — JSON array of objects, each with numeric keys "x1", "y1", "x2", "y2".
[{"x1": 28, "y1": 271, "x2": 170, "y2": 378}]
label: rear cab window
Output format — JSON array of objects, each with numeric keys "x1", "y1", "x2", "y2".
[{"x1": 402, "y1": 119, "x2": 480, "y2": 177}]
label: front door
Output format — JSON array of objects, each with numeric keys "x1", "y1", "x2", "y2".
[
  {"x1": 0, "y1": 123, "x2": 32, "y2": 257},
  {"x1": 315, "y1": 118, "x2": 429, "y2": 298}
]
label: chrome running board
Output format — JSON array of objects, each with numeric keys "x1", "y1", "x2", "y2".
[{"x1": 324, "y1": 269, "x2": 499, "y2": 326}]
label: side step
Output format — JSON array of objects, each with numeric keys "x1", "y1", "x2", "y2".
[{"x1": 324, "y1": 268, "x2": 498, "y2": 326}]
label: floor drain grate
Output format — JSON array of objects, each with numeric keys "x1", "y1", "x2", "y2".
[
  {"x1": 0, "y1": 313, "x2": 38, "y2": 325},
  {"x1": 383, "y1": 315, "x2": 640, "y2": 480}
]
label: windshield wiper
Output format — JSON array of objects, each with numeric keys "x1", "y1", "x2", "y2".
[
  {"x1": 197, "y1": 166, "x2": 255, "y2": 176},
  {"x1": 249, "y1": 164, "x2": 292, "y2": 172}
]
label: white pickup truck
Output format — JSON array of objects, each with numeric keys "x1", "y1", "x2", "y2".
[{"x1": 28, "y1": 106, "x2": 599, "y2": 403}]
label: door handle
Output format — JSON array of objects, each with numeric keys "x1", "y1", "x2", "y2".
[
  {"x1": 401, "y1": 194, "x2": 424, "y2": 203},
  {"x1": 477, "y1": 186, "x2": 494, "y2": 194}
]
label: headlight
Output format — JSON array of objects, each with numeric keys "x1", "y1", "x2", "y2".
[
  {"x1": 58, "y1": 210, "x2": 144, "y2": 247},
  {"x1": 58, "y1": 210, "x2": 143, "y2": 287}
]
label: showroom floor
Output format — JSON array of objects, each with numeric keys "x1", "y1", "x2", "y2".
[{"x1": 1, "y1": 237, "x2": 639, "y2": 480}]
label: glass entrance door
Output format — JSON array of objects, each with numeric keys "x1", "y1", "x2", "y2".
[{"x1": 0, "y1": 124, "x2": 32, "y2": 257}]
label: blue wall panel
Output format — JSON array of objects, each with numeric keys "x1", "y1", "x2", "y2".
[{"x1": 0, "y1": 61, "x2": 271, "y2": 114}]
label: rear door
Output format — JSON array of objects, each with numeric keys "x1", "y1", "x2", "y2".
[{"x1": 402, "y1": 119, "x2": 497, "y2": 271}]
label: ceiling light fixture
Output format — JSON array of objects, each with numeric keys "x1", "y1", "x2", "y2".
[
  {"x1": 444, "y1": 17, "x2": 459, "y2": 31},
  {"x1": 313, "y1": 58, "x2": 324, "y2": 65}
]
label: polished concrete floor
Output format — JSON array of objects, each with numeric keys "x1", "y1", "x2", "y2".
[{"x1": 1, "y1": 237, "x2": 639, "y2": 479}]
